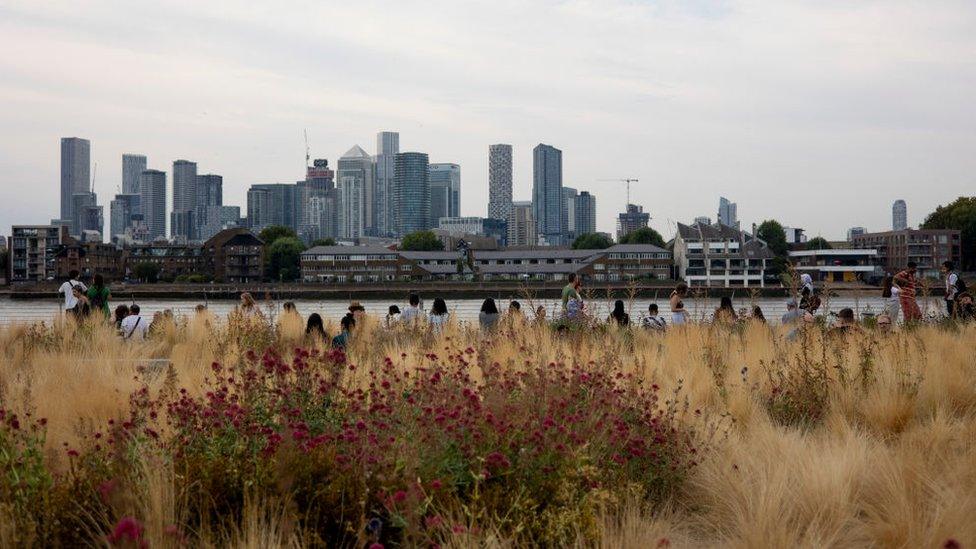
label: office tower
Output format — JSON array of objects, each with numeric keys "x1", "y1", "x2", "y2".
[
  {"x1": 694, "y1": 216, "x2": 712, "y2": 226},
  {"x1": 337, "y1": 146, "x2": 374, "y2": 240},
  {"x1": 246, "y1": 184, "x2": 298, "y2": 233},
  {"x1": 110, "y1": 194, "x2": 140, "y2": 243},
  {"x1": 193, "y1": 174, "x2": 223, "y2": 240},
  {"x1": 297, "y1": 159, "x2": 337, "y2": 242},
  {"x1": 576, "y1": 191, "x2": 597, "y2": 236},
  {"x1": 488, "y1": 144, "x2": 513, "y2": 222},
  {"x1": 532, "y1": 144, "x2": 563, "y2": 245},
  {"x1": 121, "y1": 154, "x2": 147, "y2": 214},
  {"x1": 508, "y1": 201, "x2": 537, "y2": 247},
  {"x1": 375, "y1": 131, "x2": 400, "y2": 236},
  {"x1": 617, "y1": 204, "x2": 650, "y2": 241},
  {"x1": 892, "y1": 200, "x2": 907, "y2": 230},
  {"x1": 429, "y1": 163, "x2": 460, "y2": 224},
  {"x1": 61, "y1": 137, "x2": 91, "y2": 222},
  {"x1": 847, "y1": 226, "x2": 867, "y2": 241},
  {"x1": 393, "y1": 152, "x2": 430, "y2": 236},
  {"x1": 717, "y1": 197, "x2": 738, "y2": 228},
  {"x1": 140, "y1": 169, "x2": 167, "y2": 240},
  {"x1": 171, "y1": 160, "x2": 198, "y2": 239},
  {"x1": 72, "y1": 192, "x2": 103, "y2": 241}
]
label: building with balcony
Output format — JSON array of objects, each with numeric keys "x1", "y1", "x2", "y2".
[
  {"x1": 8, "y1": 225, "x2": 68, "y2": 282},
  {"x1": 203, "y1": 228, "x2": 265, "y2": 283},
  {"x1": 673, "y1": 221, "x2": 773, "y2": 287},
  {"x1": 787, "y1": 248, "x2": 881, "y2": 283},
  {"x1": 54, "y1": 238, "x2": 125, "y2": 280},
  {"x1": 850, "y1": 228, "x2": 961, "y2": 277}
]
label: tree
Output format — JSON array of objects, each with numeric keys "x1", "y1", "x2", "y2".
[
  {"x1": 922, "y1": 197, "x2": 976, "y2": 270},
  {"x1": 805, "y1": 236, "x2": 833, "y2": 250},
  {"x1": 133, "y1": 262, "x2": 160, "y2": 283},
  {"x1": 259, "y1": 225, "x2": 298, "y2": 246},
  {"x1": 756, "y1": 220, "x2": 788, "y2": 256},
  {"x1": 400, "y1": 231, "x2": 445, "y2": 251},
  {"x1": 266, "y1": 237, "x2": 306, "y2": 282},
  {"x1": 619, "y1": 227, "x2": 666, "y2": 248},
  {"x1": 572, "y1": 233, "x2": 614, "y2": 250},
  {"x1": 310, "y1": 237, "x2": 337, "y2": 247}
]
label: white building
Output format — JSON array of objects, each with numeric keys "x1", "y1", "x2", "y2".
[
  {"x1": 673, "y1": 221, "x2": 773, "y2": 287},
  {"x1": 787, "y1": 248, "x2": 881, "y2": 283}
]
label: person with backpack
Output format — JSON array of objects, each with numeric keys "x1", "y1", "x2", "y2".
[
  {"x1": 942, "y1": 261, "x2": 964, "y2": 318},
  {"x1": 58, "y1": 270, "x2": 88, "y2": 317},
  {"x1": 120, "y1": 304, "x2": 149, "y2": 341},
  {"x1": 86, "y1": 274, "x2": 111, "y2": 319}
]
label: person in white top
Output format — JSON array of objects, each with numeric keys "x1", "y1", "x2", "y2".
[
  {"x1": 120, "y1": 304, "x2": 150, "y2": 341},
  {"x1": 942, "y1": 261, "x2": 960, "y2": 317},
  {"x1": 882, "y1": 274, "x2": 901, "y2": 323},
  {"x1": 428, "y1": 298, "x2": 449, "y2": 333},
  {"x1": 58, "y1": 270, "x2": 88, "y2": 314},
  {"x1": 400, "y1": 293, "x2": 425, "y2": 324}
]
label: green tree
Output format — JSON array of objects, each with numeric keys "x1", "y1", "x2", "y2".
[
  {"x1": 756, "y1": 220, "x2": 788, "y2": 256},
  {"x1": 572, "y1": 233, "x2": 614, "y2": 250},
  {"x1": 922, "y1": 196, "x2": 976, "y2": 270},
  {"x1": 266, "y1": 237, "x2": 306, "y2": 282},
  {"x1": 133, "y1": 262, "x2": 160, "y2": 283},
  {"x1": 619, "y1": 227, "x2": 666, "y2": 248},
  {"x1": 805, "y1": 236, "x2": 833, "y2": 250},
  {"x1": 400, "y1": 231, "x2": 445, "y2": 251},
  {"x1": 258, "y1": 225, "x2": 298, "y2": 246},
  {"x1": 310, "y1": 237, "x2": 337, "y2": 247}
]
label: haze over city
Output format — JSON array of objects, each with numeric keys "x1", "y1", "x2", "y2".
[{"x1": 2, "y1": 0, "x2": 975, "y2": 238}]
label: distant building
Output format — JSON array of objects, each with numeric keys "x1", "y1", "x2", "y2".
[
  {"x1": 375, "y1": 131, "x2": 399, "y2": 237},
  {"x1": 140, "y1": 169, "x2": 168, "y2": 240},
  {"x1": 783, "y1": 227, "x2": 807, "y2": 245},
  {"x1": 717, "y1": 197, "x2": 738, "y2": 229},
  {"x1": 171, "y1": 160, "x2": 198, "y2": 240},
  {"x1": 429, "y1": 163, "x2": 461, "y2": 224},
  {"x1": 72, "y1": 192, "x2": 103, "y2": 240},
  {"x1": 110, "y1": 194, "x2": 140, "y2": 244},
  {"x1": 337, "y1": 146, "x2": 374, "y2": 240},
  {"x1": 617, "y1": 204, "x2": 650, "y2": 241},
  {"x1": 7, "y1": 225, "x2": 67, "y2": 282},
  {"x1": 508, "y1": 200, "x2": 537, "y2": 247},
  {"x1": 122, "y1": 154, "x2": 147, "y2": 214},
  {"x1": 673, "y1": 221, "x2": 773, "y2": 287},
  {"x1": 851, "y1": 228, "x2": 961, "y2": 277},
  {"x1": 297, "y1": 159, "x2": 337, "y2": 242},
  {"x1": 202, "y1": 228, "x2": 265, "y2": 283},
  {"x1": 61, "y1": 137, "x2": 91, "y2": 225},
  {"x1": 693, "y1": 216, "x2": 712, "y2": 226},
  {"x1": 246, "y1": 183, "x2": 298, "y2": 233},
  {"x1": 54, "y1": 237, "x2": 124, "y2": 280},
  {"x1": 787, "y1": 249, "x2": 881, "y2": 283},
  {"x1": 437, "y1": 216, "x2": 507, "y2": 246},
  {"x1": 393, "y1": 152, "x2": 431, "y2": 237},
  {"x1": 533, "y1": 144, "x2": 563, "y2": 245},
  {"x1": 193, "y1": 174, "x2": 224, "y2": 241},
  {"x1": 847, "y1": 227, "x2": 867, "y2": 241},
  {"x1": 487, "y1": 144, "x2": 513, "y2": 223},
  {"x1": 576, "y1": 191, "x2": 597, "y2": 236},
  {"x1": 892, "y1": 200, "x2": 908, "y2": 231}
]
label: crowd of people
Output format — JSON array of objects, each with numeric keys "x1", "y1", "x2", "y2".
[{"x1": 54, "y1": 261, "x2": 973, "y2": 345}]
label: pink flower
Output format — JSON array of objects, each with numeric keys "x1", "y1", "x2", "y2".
[
  {"x1": 107, "y1": 516, "x2": 144, "y2": 545},
  {"x1": 393, "y1": 490, "x2": 408, "y2": 503}
]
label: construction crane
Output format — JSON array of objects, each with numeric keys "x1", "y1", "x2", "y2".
[
  {"x1": 304, "y1": 129, "x2": 310, "y2": 169},
  {"x1": 596, "y1": 178, "x2": 639, "y2": 208}
]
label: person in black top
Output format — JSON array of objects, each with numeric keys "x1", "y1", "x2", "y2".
[{"x1": 609, "y1": 300, "x2": 630, "y2": 326}]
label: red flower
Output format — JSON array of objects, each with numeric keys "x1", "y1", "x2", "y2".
[{"x1": 107, "y1": 516, "x2": 144, "y2": 545}]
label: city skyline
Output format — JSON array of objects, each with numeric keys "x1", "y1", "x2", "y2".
[{"x1": 2, "y1": 2, "x2": 976, "y2": 240}]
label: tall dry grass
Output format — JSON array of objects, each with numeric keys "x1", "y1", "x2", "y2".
[{"x1": 1, "y1": 312, "x2": 974, "y2": 547}]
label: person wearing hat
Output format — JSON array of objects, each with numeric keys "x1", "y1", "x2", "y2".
[{"x1": 781, "y1": 300, "x2": 802, "y2": 324}]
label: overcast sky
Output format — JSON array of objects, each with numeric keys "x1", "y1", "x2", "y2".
[{"x1": 1, "y1": 0, "x2": 975, "y2": 240}]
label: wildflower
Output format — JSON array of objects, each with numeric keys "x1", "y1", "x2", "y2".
[
  {"x1": 393, "y1": 490, "x2": 408, "y2": 503},
  {"x1": 107, "y1": 516, "x2": 144, "y2": 545}
]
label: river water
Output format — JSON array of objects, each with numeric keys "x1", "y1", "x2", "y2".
[{"x1": 0, "y1": 295, "x2": 946, "y2": 326}]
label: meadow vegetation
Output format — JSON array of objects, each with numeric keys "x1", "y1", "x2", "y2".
[{"x1": 1, "y1": 311, "x2": 974, "y2": 547}]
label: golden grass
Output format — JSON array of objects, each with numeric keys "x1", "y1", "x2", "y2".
[{"x1": 1, "y1": 313, "x2": 975, "y2": 547}]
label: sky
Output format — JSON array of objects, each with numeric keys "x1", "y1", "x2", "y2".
[{"x1": 1, "y1": 0, "x2": 975, "y2": 241}]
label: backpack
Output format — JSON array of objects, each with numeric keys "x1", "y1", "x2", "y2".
[{"x1": 956, "y1": 276, "x2": 967, "y2": 295}]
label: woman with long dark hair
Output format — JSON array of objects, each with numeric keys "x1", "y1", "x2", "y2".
[
  {"x1": 429, "y1": 298, "x2": 449, "y2": 333},
  {"x1": 714, "y1": 296, "x2": 737, "y2": 324},
  {"x1": 608, "y1": 300, "x2": 630, "y2": 326},
  {"x1": 479, "y1": 298, "x2": 500, "y2": 330},
  {"x1": 305, "y1": 313, "x2": 328, "y2": 342},
  {"x1": 86, "y1": 274, "x2": 111, "y2": 319},
  {"x1": 114, "y1": 304, "x2": 130, "y2": 330}
]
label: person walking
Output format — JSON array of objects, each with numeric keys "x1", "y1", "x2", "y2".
[
  {"x1": 58, "y1": 270, "x2": 88, "y2": 317},
  {"x1": 893, "y1": 262, "x2": 922, "y2": 322},
  {"x1": 86, "y1": 274, "x2": 112, "y2": 320},
  {"x1": 942, "y1": 261, "x2": 962, "y2": 318},
  {"x1": 670, "y1": 283, "x2": 690, "y2": 325},
  {"x1": 479, "y1": 298, "x2": 500, "y2": 330},
  {"x1": 881, "y1": 275, "x2": 901, "y2": 324},
  {"x1": 608, "y1": 300, "x2": 630, "y2": 326}
]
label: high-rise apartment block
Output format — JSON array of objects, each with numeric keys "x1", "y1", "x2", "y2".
[
  {"x1": 109, "y1": 194, "x2": 140, "y2": 244},
  {"x1": 563, "y1": 187, "x2": 578, "y2": 239},
  {"x1": 576, "y1": 191, "x2": 597, "y2": 236},
  {"x1": 488, "y1": 144, "x2": 513, "y2": 223},
  {"x1": 122, "y1": 154, "x2": 147, "y2": 214},
  {"x1": 171, "y1": 160, "x2": 198, "y2": 240},
  {"x1": 717, "y1": 197, "x2": 738, "y2": 229},
  {"x1": 375, "y1": 131, "x2": 399, "y2": 236},
  {"x1": 429, "y1": 163, "x2": 460, "y2": 225},
  {"x1": 847, "y1": 226, "x2": 867, "y2": 241},
  {"x1": 60, "y1": 137, "x2": 91, "y2": 224},
  {"x1": 246, "y1": 184, "x2": 298, "y2": 233},
  {"x1": 508, "y1": 201, "x2": 537, "y2": 247},
  {"x1": 617, "y1": 204, "x2": 650, "y2": 241},
  {"x1": 139, "y1": 169, "x2": 167, "y2": 240},
  {"x1": 892, "y1": 199, "x2": 907, "y2": 231},
  {"x1": 194, "y1": 174, "x2": 224, "y2": 241},
  {"x1": 297, "y1": 159, "x2": 337, "y2": 242},
  {"x1": 532, "y1": 144, "x2": 563, "y2": 245},
  {"x1": 393, "y1": 152, "x2": 431, "y2": 236},
  {"x1": 337, "y1": 146, "x2": 374, "y2": 240}
]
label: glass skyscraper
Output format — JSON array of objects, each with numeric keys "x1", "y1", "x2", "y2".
[
  {"x1": 532, "y1": 144, "x2": 563, "y2": 245},
  {"x1": 394, "y1": 152, "x2": 430, "y2": 237}
]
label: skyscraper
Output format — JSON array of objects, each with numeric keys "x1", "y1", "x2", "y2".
[
  {"x1": 393, "y1": 152, "x2": 430, "y2": 237},
  {"x1": 61, "y1": 137, "x2": 91, "y2": 223},
  {"x1": 563, "y1": 187, "x2": 578, "y2": 239},
  {"x1": 508, "y1": 201, "x2": 537, "y2": 247},
  {"x1": 375, "y1": 131, "x2": 400, "y2": 236},
  {"x1": 140, "y1": 169, "x2": 167, "y2": 240},
  {"x1": 429, "y1": 163, "x2": 460, "y2": 224},
  {"x1": 171, "y1": 160, "x2": 198, "y2": 239},
  {"x1": 488, "y1": 144, "x2": 513, "y2": 222},
  {"x1": 337, "y1": 146, "x2": 374, "y2": 240},
  {"x1": 576, "y1": 191, "x2": 597, "y2": 236},
  {"x1": 617, "y1": 204, "x2": 650, "y2": 241},
  {"x1": 194, "y1": 174, "x2": 224, "y2": 241},
  {"x1": 297, "y1": 159, "x2": 337, "y2": 242},
  {"x1": 109, "y1": 193, "x2": 140, "y2": 243},
  {"x1": 122, "y1": 154, "x2": 147, "y2": 214},
  {"x1": 717, "y1": 197, "x2": 738, "y2": 228},
  {"x1": 892, "y1": 200, "x2": 907, "y2": 230},
  {"x1": 246, "y1": 184, "x2": 298, "y2": 233},
  {"x1": 532, "y1": 144, "x2": 563, "y2": 245}
]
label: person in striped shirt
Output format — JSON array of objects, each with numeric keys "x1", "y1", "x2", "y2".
[{"x1": 893, "y1": 262, "x2": 922, "y2": 322}]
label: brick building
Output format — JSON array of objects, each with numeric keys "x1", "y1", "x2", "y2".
[{"x1": 851, "y1": 228, "x2": 962, "y2": 277}]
